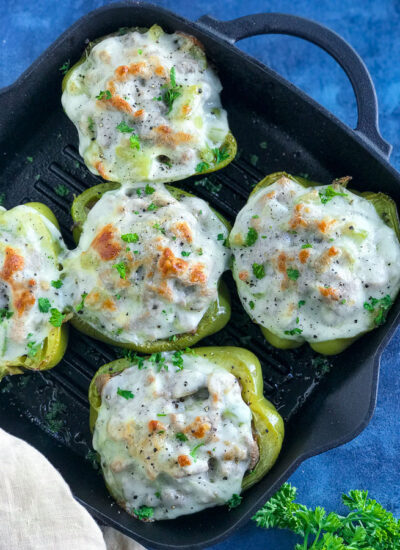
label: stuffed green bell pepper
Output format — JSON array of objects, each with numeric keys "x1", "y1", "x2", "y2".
[
  {"x1": 61, "y1": 24, "x2": 236, "y2": 184},
  {"x1": 88, "y1": 346, "x2": 284, "y2": 521},
  {"x1": 0, "y1": 202, "x2": 68, "y2": 380},
  {"x1": 229, "y1": 171, "x2": 400, "y2": 355},
  {"x1": 63, "y1": 182, "x2": 231, "y2": 353}
]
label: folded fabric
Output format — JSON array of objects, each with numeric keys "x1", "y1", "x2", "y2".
[{"x1": 0, "y1": 428, "x2": 144, "y2": 550}]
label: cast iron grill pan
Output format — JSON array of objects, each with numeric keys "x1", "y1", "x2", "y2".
[{"x1": 1, "y1": 3, "x2": 400, "y2": 548}]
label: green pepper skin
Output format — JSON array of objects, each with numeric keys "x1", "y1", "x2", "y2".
[
  {"x1": 0, "y1": 203, "x2": 68, "y2": 380},
  {"x1": 243, "y1": 171, "x2": 400, "y2": 356},
  {"x1": 69, "y1": 183, "x2": 231, "y2": 352},
  {"x1": 62, "y1": 27, "x2": 237, "y2": 182},
  {"x1": 88, "y1": 346, "x2": 284, "y2": 490}
]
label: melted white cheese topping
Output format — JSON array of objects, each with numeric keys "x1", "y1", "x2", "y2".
[
  {"x1": 0, "y1": 205, "x2": 65, "y2": 362},
  {"x1": 93, "y1": 352, "x2": 255, "y2": 520},
  {"x1": 230, "y1": 176, "x2": 400, "y2": 342},
  {"x1": 63, "y1": 184, "x2": 230, "y2": 344},
  {"x1": 61, "y1": 25, "x2": 230, "y2": 183}
]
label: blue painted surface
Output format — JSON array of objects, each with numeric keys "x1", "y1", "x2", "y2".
[{"x1": 1, "y1": 1, "x2": 399, "y2": 548}]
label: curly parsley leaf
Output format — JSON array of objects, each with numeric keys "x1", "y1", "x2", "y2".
[
  {"x1": 212, "y1": 146, "x2": 230, "y2": 164},
  {"x1": 129, "y1": 134, "x2": 140, "y2": 150},
  {"x1": 51, "y1": 279, "x2": 63, "y2": 289},
  {"x1": 284, "y1": 328, "x2": 303, "y2": 335},
  {"x1": 176, "y1": 432, "x2": 188, "y2": 442},
  {"x1": 0, "y1": 308, "x2": 13, "y2": 322},
  {"x1": 253, "y1": 483, "x2": 400, "y2": 549}
]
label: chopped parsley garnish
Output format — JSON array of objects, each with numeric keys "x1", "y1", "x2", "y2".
[
  {"x1": 126, "y1": 351, "x2": 146, "y2": 369},
  {"x1": 149, "y1": 352, "x2": 167, "y2": 372},
  {"x1": 319, "y1": 186, "x2": 348, "y2": 204},
  {"x1": 116, "y1": 121, "x2": 134, "y2": 133},
  {"x1": 298, "y1": 300, "x2": 306, "y2": 308},
  {"x1": 59, "y1": 60, "x2": 70, "y2": 75},
  {"x1": 169, "y1": 335, "x2": 178, "y2": 342},
  {"x1": 217, "y1": 233, "x2": 225, "y2": 241},
  {"x1": 121, "y1": 233, "x2": 139, "y2": 243},
  {"x1": 172, "y1": 350, "x2": 184, "y2": 370},
  {"x1": 176, "y1": 432, "x2": 188, "y2": 442},
  {"x1": 145, "y1": 184, "x2": 155, "y2": 195},
  {"x1": 250, "y1": 154, "x2": 259, "y2": 167},
  {"x1": 133, "y1": 506, "x2": 154, "y2": 521},
  {"x1": 340, "y1": 298, "x2": 347, "y2": 304},
  {"x1": 181, "y1": 251, "x2": 191, "y2": 257},
  {"x1": 190, "y1": 442, "x2": 205, "y2": 462},
  {"x1": 249, "y1": 301, "x2": 255, "y2": 310},
  {"x1": 157, "y1": 413, "x2": 167, "y2": 417},
  {"x1": 113, "y1": 262, "x2": 127, "y2": 279},
  {"x1": 138, "y1": 48, "x2": 143, "y2": 55},
  {"x1": 147, "y1": 203, "x2": 157, "y2": 211},
  {"x1": 363, "y1": 294, "x2": 392, "y2": 326},
  {"x1": 252, "y1": 214, "x2": 259, "y2": 219},
  {"x1": 252, "y1": 263, "x2": 265, "y2": 279},
  {"x1": 245, "y1": 227, "x2": 258, "y2": 246},
  {"x1": 226, "y1": 494, "x2": 242, "y2": 510},
  {"x1": 161, "y1": 66, "x2": 182, "y2": 114},
  {"x1": 51, "y1": 279, "x2": 63, "y2": 289},
  {"x1": 259, "y1": 141, "x2": 268, "y2": 149},
  {"x1": 88, "y1": 117, "x2": 94, "y2": 132},
  {"x1": 195, "y1": 161, "x2": 210, "y2": 173},
  {"x1": 27, "y1": 339, "x2": 41, "y2": 358},
  {"x1": 0, "y1": 308, "x2": 13, "y2": 322},
  {"x1": 38, "y1": 298, "x2": 51, "y2": 313},
  {"x1": 153, "y1": 223, "x2": 166, "y2": 235},
  {"x1": 55, "y1": 184, "x2": 69, "y2": 197},
  {"x1": 287, "y1": 268, "x2": 300, "y2": 281},
  {"x1": 96, "y1": 90, "x2": 112, "y2": 100},
  {"x1": 284, "y1": 328, "x2": 303, "y2": 335},
  {"x1": 212, "y1": 146, "x2": 230, "y2": 164},
  {"x1": 26, "y1": 156, "x2": 33, "y2": 163},
  {"x1": 75, "y1": 292, "x2": 88, "y2": 312},
  {"x1": 301, "y1": 243, "x2": 312, "y2": 249},
  {"x1": 49, "y1": 308, "x2": 65, "y2": 327},
  {"x1": 117, "y1": 388, "x2": 134, "y2": 400},
  {"x1": 129, "y1": 134, "x2": 140, "y2": 150}
]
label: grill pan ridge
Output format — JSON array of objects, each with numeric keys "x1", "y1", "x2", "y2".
[{"x1": 1, "y1": 3, "x2": 400, "y2": 549}]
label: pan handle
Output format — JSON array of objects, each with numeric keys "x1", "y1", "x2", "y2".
[{"x1": 197, "y1": 13, "x2": 391, "y2": 159}]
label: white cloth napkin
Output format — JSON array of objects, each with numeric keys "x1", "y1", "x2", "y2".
[{"x1": 0, "y1": 428, "x2": 145, "y2": 550}]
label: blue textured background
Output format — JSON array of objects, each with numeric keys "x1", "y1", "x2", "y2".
[{"x1": 1, "y1": 1, "x2": 399, "y2": 548}]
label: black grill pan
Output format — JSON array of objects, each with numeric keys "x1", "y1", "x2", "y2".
[{"x1": 1, "y1": 3, "x2": 399, "y2": 549}]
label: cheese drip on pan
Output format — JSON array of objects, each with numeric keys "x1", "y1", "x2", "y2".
[
  {"x1": 0, "y1": 205, "x2": 65, "y2": 362},
  {"x1": 230, "y1": 176, "x2": 400, "y2": 342},
  {"x1": 61, "y1": 25, "x2": 231, "y2": 183},
  {"x1": 63, "y1": 183, "x2": 230, "y2": 344},
  {"x1": 93, "y1": 352, "x2": 257, "y2": 520}
]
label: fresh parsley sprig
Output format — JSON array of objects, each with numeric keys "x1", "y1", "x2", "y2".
[{"x1": 252, "y1": 483, "x2": 400, "y2": 550}]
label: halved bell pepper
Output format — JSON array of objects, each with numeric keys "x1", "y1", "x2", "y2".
[
  {"x1": 61, "y1": 25, "x2": 237, "y2": 183},
  {"x1": 234, "y1": 171, "x2": 400, "y2": 356},
  {"x1": 0, "y1": 203, "x2": 68, "y2": 381},
  {"x1": 88, "y1": 346, "x2": 284, "y2": 492},
  {"x1": 69, "y1": 183, "x2": 231, "y2": 353}
]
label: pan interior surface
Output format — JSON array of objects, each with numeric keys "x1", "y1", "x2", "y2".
[{"x1": 0, "y1": 4, "x2": 399, "y2": 549}]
